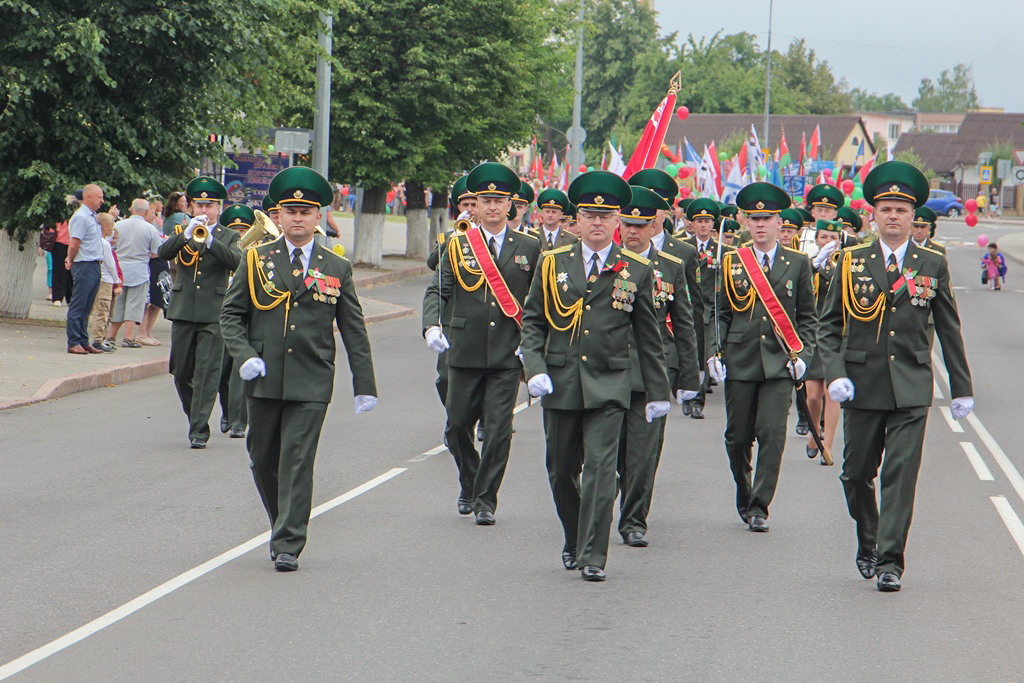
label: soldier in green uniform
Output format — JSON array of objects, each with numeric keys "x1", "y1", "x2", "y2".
[
  {"x1": 509, "y1": 180, "x2": 535, "y2": 234},
  {"x1": 521, "y1": 171, "x2": 670, "y2": 581},
  {"x1": 912, "y1": 207, "x2": 945, "y2": 253},
  {"x1": 157, "y1": 177, "x2": 243, "y2": 448},
  {"x1": 262, "y1": 194, "x2": 280, "y2": 227},
  {"x1": 221, "y1": 167, "x2": 377, "y2": 572},
  {"x1": 617, "y1": 186, "x2": 700, "y2": 547},
  {"x1": 217, "y1": 203, "x2": 256, "y2": 439},
  {"x1": 681, "y1": 197, "x2": 732, "y2": 418},
  {"x1": 836, "y1": 206, "x2": 863, "y2": 246},
  {"x1": 422, "y1": 163, "x2": 542, "y2": 522},
  {"x1": 629, "y1": 169, "x2": 704, "y2": 418},
  {"x1": 711, "y1": 182, "x2": 817, "y2": 531},
  {"x1": 819, "y1": 161, "x2": 973, "y2": 591},
  {"x1": 536, "y1": 188, "x2": 577, "y2": 250},
  {"x1": 720, "y1": 219, "x2": 739, "y2": 246},
  {"x1": 673, "y1": 198, "x2": 694, "y2": 237}
]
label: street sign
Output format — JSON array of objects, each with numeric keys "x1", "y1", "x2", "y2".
[
  {"x1": 566, "y1": 125, "x2": 587, "y2": 145},
  {"x1": 980, "y1": 165, "x2": 993, "y2": 184},
  {"x1": 1012, "y1": 166, "x2": 1024, "y2": 184},
  {"x1": 1014, "y1": 149, "x2": 1024, "y2": 164},
  {"x1": 274, "y1": 128, "x2": 311, "y2": 155},
  {"x1": 997, "y1": 159, "x2": 1012, "y2": 180}
]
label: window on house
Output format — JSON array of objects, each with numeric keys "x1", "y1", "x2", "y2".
[{"x1": 888, "y1": 123, "x2": 900, "y2": 139}]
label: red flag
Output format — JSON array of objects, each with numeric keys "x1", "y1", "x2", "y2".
[
  {"x1": 624, "y1": 92, "x2": 677, "y2": 177},
  {"x1": 798, "y1": 131, "x2": 807, "y2": 175},
  {"x1": 737, "y1": 141, "x2": 748, "y2": 181},
  {"x1": 778, "y1": 130, "x2": 791, "y2": 167},
  {"x1": 808, "y1": 125, "x2": 821, "y2": 161},
  {"x1": 857, "y1": 152, "x2": 877, "y2": 184},
  {"x1": 546, "y1": 152, "x2": 558, "y2": 188}
]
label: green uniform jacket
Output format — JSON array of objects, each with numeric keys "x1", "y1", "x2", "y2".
[
  {"x1": 537, "y1": 226, "x2": 579, "y2": 251},
  {"x1": 521, "y1": 244, "x2": 670, "y2": 410},
  {"x1": 220, "y1": 238, "x2": 377, "y2": 403},
  {"x1": 626, "y1": 247, "x2": 699, "y2": 394},
  {"x1": 818, "y1": 240, "x2": 971, "y2": 410},
  {"x1": 917, "y1": 238, "x2": 946, "y2": 254},
  {"x1": 684, "y1": 235, "x2": 735, "y2": 357},
  {"x1": 422, "y1": 228, "x2": 541, "y2": 370},
  {"x1": 158, "y1": 224, "x2": 242, "y2": 323},
  {"x1": 716, "y1": 246, "x2": 817, "y2": 382}
]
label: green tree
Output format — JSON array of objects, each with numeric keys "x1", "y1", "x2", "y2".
[
  {"x1": 848, "y1": 88, "x2": 910, "y2": 112},
  {"x1": 893, "y1": 149, "x2": 935, "y2": 181},
  {"x1": 912, "y1": 63, "x2": 979, "y2": 112}
]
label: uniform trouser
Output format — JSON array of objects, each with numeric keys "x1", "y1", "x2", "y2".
[
  {"x1": 688, "y1": 321, "x2": 713, "y2": 407},
  {"x1": 724, "y1": 378, "x2": 793, "y2": 519},
  {"x1": 444, "y1": 366, "x2": 519, "y2": 512},
  {"x1": 544, "y1": 405, "x2": 625, "y2": 569},
  {"x1": 218, "y1": 353, "x2": 248, "y2": 431},
  {"x1": 617, "y1": 391, "x2": 666, "y2": 538},
  {"x1": 841, "y1": 406, "x2": 928, "y2": 578},
  {"x1": 247, "y1": 397, "x2": 329, "y2": 558},
  {"x1": 169, "y1": 321, "x2": 224, "y2": 442}
]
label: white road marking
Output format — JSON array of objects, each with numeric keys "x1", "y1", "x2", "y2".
[
  {"x1": 968, "y1": 413, "x2": 1024, "y2": 507},
  {"x1": 0, "y1": 467, "x2": 408, "y2": 681},
  {"x1": 939, "y1": 406, "x2": 964, "y2": 433},
  {"x1": 931, "y1": 350, "x2": 950, "y2": 394},
  {"x1": 961, "y1": 442, "x2": 994, "y2": 481},
  {"x1": 408, "y1": 445, "x2": 447, "y2": 462},
  {"x1": 513, "y1": 399, "x2": 531, "y2": 414},
  {"x1": 991, "y1": 496, "x2": 1024, "y2": 559},
  {"x1": 933, "y1": 379, "x2": 944, "y2": 400}
]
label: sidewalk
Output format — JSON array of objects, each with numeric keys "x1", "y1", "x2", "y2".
[{"x1": 0, "y1": 253, "x2": 428, "y2": 410}]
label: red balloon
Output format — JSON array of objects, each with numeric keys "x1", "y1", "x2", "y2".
[
  {"x1": 679, "y1": 186, "x2": 692, "y2": 198},
  {"x1": 677, "y1": 167, "x2": 687, "y2": 179},
  {"x1": 965, "y1": 213, "x2": 978, "y2": 227},
  {"x1": 965, "y1": 199, "x2": 977, "y2": 213},
  {"x1": 578, "y1": 164, "x2": 587, "y2": 173},
  {"x1": 842, "y1": 179, "x2": 854, "y2": 194},
  {"x1": 823, "y1": 169, "x2": 832, "y2": 178},
  {"x1": 676, "y1": 106, "x2": 689, "y2": 121}
]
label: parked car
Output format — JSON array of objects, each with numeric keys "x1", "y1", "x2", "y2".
[{"x1": 925, "y1": 189, "x2": 964, "y2": 217}]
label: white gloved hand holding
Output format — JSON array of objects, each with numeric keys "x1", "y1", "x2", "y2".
[
  {"x1": 813, "y1": 239, "x2": 838, "y2": 268},
  {"x1": 204, "y1": 228, "x2": 214, "y2": 248},
  {"x1": 425, "y1": 326, "x2": 449, "y2": 353},
  {"x1": 645, "y1": 401, "x2": 671, "y2": 422},
  {"x1": 707, "y1": 356, "x2": 727, "y2": 383},
  {"x1": 676, "y1": 389, "x2": 698, "y2": 404},
  {"x1": 950, "y1": 396, "x2": 974, "y2": 420},
  {"x1": 515, "y1": 345, "x2": 524, "y2": 365},
  {"x1": 354, "y1": 395, "x2": 377, "y2": 414},
  {"x1": 527, "y1": 373, "x2": 553, "y2": 397},
  {"x1": 828, "y1": 377, "x2": 855, "y2": 402},
  {"x1": 184, "y1": 215, "x2": 207, "y2": 240},
  {"x1": 788, "y1": 357, "x2": 807, "y2": 380},
  {"x1": 238, "y1": 357, "x2": 266, "y2": 381}
]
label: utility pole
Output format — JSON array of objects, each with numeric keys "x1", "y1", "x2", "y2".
[
  {"x1": 762, "y1": 0, "x2": 773, "y2": 152},
  {"x1": 314, "y1": 10, "x2": 333, "y2": 237},
  {"x1": 568, "y1": 0, "x2": 586, "y2": 182}
]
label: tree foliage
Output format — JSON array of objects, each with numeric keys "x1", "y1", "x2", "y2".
[
  {"x1": 848, "y1": 88, "x2": 910, "y2": 113},
  {"x1": 912, "y1": 63, "x2": 979, "y2": 112}
]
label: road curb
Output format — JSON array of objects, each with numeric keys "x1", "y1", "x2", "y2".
[
  {"x1": 995, "y1": 232, "x2": 1024, "y2": 268},
  {"x1": 355, "y1": 264, "x2": 431, "y2": 289}
]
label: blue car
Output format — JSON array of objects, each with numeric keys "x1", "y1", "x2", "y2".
[{"x1": 925, "y1": 189, "x2": 964, "y2": 217}]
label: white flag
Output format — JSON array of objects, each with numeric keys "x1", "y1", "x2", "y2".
[{"x1": 607, "y1": 142, "x2": 627, "y2": 176}]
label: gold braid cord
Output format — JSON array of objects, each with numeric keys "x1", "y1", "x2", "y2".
[
  {"x1": 447, "y1": 234, "x2": 487, "y2": 292},
  {"x1": 840, "y1": 250, "x2": 886, "y2": 340},
  {"x1": 173, "y1": 224, "x2": 200, "y2": 267},
  {"x1": 541, "y1": 253, "x2": 583, "y2": 341},
  {"x1": 722, "y1": 252, "x2": 756, "y2": 314},
  {"x1": 246, "y1": 248, "x2": 292, "y2": 335}
]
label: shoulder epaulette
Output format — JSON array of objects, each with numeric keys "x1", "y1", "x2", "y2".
[
  {"x1": 916, "y1": 245, "x2": 944, "y2": 257},
  {"x1": 620, "y1": 248, "x2": 650, "y2": 266},
  {"x1": 516, "y1": 229, "x2": 539, "y2": 241},
  {"x1": 782, "y1": 246, "x2": 808, "y2": 258},
  {"x1": 657, "y1": 250, "x2": 683, "y2": 265},
  {"x1": 740, "y1": 240, "x2": 753, "y2": 248},
  {"x1": 846, "y1": 242, "x2": 871, "y2": 251},
  {"x1": 546, "y1": 244, "x2": 573, "y2": 255},
  {"x1": 321, "y1": 246, "x2": 348, "y2": 262}
]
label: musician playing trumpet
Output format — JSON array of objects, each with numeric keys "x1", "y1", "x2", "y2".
[{"x1": 157, "y1": 177, "x2": 242, "y2": 449}]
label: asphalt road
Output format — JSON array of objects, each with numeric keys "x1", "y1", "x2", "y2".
[{"x1": 3, "y1": 224, "x2": 1024, "y2": 682}]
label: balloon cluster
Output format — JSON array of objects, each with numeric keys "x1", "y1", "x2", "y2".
[{"x1": 964, "y1": 198, "x2": 979, "y2": 227}]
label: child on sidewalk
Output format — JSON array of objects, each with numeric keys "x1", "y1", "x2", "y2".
[
  {"x1": 88, "y1": 213, "x2": 123, "y2": 351},
  {"x1": 981, "y1": 242, "x2": 1007, "y2": 291}
]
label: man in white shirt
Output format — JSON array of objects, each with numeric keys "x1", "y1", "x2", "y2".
[{"x1": 109, "y1": 199, "x2": 161, "y2": 347}]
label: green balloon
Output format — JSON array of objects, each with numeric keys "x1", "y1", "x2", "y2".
[
  {"x1": 267, "y1": 144, "x2": 275, "y2": 154},
  {"x1": 385, "y1": 206, "x2": 391, "y2": 214},
  {"x1": 665, "y1": 163, "x2": 678, "y2": 176},
  {"x1": 718, "y1": 152, "x2": 728, "y2": 161},
  {"x1": 852, "y1": 187, "x2": 863, "y2": 200},
  {"x1": 757, "y1": 166, "x2": 767, "y2": 177},
  {"x1": 587, "y1": 166, "x2": 595, "y2": 172}
]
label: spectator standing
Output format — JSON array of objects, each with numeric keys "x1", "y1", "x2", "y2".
[
  {"x1": 65, "y1": 184, "x2": 106, "y2": 354},
  {"x1": 51, "y1": 192, "x2": 81, "y2": 306},
  {"x1": 88, "y1": 213, "x2": 123, "y2": 351},
  {"x1": 38, "y1": 224, "x2": 57, "y2": 301},
  {"x1": 989, "y1": 184, "x2": 1000, "y2": 218},
  {"x1": 138, "y1": 195, "x2": 172, "y2": 345},
  {"x1": 108, "y1": 199, "x2": 162, "y2": 347}
]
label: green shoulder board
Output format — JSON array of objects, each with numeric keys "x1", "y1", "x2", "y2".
[
  {"x1": 657, "y1": 250, "x2": 683, "y2": 265},
  {"x1": 620, "y1": 248, "x2": 651, "y2": 266}
]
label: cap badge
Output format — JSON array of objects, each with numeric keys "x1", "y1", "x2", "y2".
[
  {"x1": 631, "y1": 208, "x2": 641, "y2": 216},
  {"x1": 200, "y1": 192, "x2": 208, "y2": 198},
  {"x1": 756, "y1": 201, "x2": 765, "y2": 209},
  {"x1": 488, "y1": 183, "x2": 497, "y2": 191},
  {"x1": 890, "y1": 184, "x2": 900, "y2": 193},
  {"x1": 595, "y1": 196, "x2": 605, "y2": 205},
  {"x1": 294, "y1": 190, "x2": 304, "y2": 199}
]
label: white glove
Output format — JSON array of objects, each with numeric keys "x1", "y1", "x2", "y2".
[
  {"x1": 238, "y1": 357, "x2": 266, "y2": 381},
  {"x1": 788, "y1": 357, "x2": 807, "y2": 380},
  {"x1": 528, "y1": 373, "x2": 553, "y2": 397},
  {"x1": 676, "y1": 389, "x2": 698, "y2": 403},
  {"x1": 828, "y1": 377, "x2": 855, "y2": 402},
  {"x1": 425, "y1": 326, "x2": 449, "y2": 353},
  {"x1": 515, "y1": 345, "x2": 524, "y2": 365},
  {"x1": 813, "y1": 239, "x2": 838, "y2": 268},
  {"x1": 950, "y1": 396, "x2": 974, "y2": 420},
  {"x1": 354, "y1": 395, "x2": 377, "y2": 414},
  {"x1": 184, "y1": 215, "x2": 207, "y2": 240},
  {"x1": 707, "y1": 357, "x2": 726, "y2": 383},
  {"x1": 645, "y1": 401, "x2": 671, "y2": 422},
  {"x1": 204, "y1": 229, "x2": 214, "y2": 248}
]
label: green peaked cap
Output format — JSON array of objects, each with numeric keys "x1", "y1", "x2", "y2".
[
  {"x1": 220, "y1": 203, "x2": 256, "y2": 229},
  {"x1": 621, "y1": 185, "x2": 670, "y2": 224},
  {"x1": 450, "y1": 175, "x2": 473, "y2": 205},
  {"x1": 780, "y1": 208, "x2": 804, "y2": 229},
  {"x1": 815, "y1": 219, "x2": 843, "y2": 233},
  {"x1": 863, "y1": 160, "x2": 929, "y2": 208},
  {"x1": 568, "y1": 170, "x2": 632, "y2": 212},
  {"x1": 837, "y1": 206, "x2": 863, "y2": 230},
  {"x1": 686, "y1": 197, "x2": 720, "y2": 222},
  {"x1": 806, "y1": 184, "x2": 845, "y2": 210},
  {"x1": 736, "y1": 182, "x2": 791, "y2": 216},
  {"x1": 466, "y1": 162, "x2": 520, "y2": 198},
  {"x1": 269, "y1": 167, "x2": 333, "y2": 207},
  {"x1": 261, "y1": 195, "x2": 280, "y2": 213},
  {"x1": 913, "y1": 206, "x2": 938, "y2": 226},
  {"x1": 797, "y1": 207, "x2": 814, "y2": 224},
  {"x1": 186, "y1": 177, "x2": 227, "y2": 202},
  {"x1": 627, "y1": 168, "x2": 678, "y2": 201},
  {"x1": 720, "y1": 205, "x2": 739, "y2": 218},
  {"x1": 536, "y1": 188, "x2": 570, "y2": 214},
  {"x1": 512, "y1": 180, "x2": 535, "y2": 204}
]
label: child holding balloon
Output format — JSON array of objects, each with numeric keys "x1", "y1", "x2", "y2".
[{"x1": 980, "y1": 240, "x2": 1006, "y2": 290}]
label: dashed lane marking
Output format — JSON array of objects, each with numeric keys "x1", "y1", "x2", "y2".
[{"x1": 961, "y1": 441, "x2": 994, "y2": 481}]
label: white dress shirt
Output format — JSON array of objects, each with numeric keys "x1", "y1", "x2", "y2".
[
  {"x1": 284, "y1": 237, "x2": 314, "y2": 275},
  {"x1": 581, "y1": 241, "x2": 614, "y2": 276},
  {"x1": 752, "y1": 243, "x2": 778, "y2": 270},
  {"x1": 482, "y1": 226, "x2": 507, "y2": 259},
  {"x1": 651, "y1": 230, "x2": 667, "y2": 252},
  {"x1": 878, "y1": 239, "x2": 909, "y2": 271},
  {"x1": 542, "y1": 227, "x2": 561, "y2": 248}
]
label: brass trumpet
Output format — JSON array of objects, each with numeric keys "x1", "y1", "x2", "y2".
[
  {"x1": 239, "y1": 210, "x2": 281, "y2": 250},
  {"x1": 454, "y1": 218, "x2": 472, "y2": 232}
]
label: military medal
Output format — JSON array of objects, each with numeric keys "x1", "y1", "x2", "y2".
[{"x1": 785, "y1": 280, "x2": 793, "y2": 297}]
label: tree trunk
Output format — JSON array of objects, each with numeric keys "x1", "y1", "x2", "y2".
[
  {"x1": 354, "y1": 185, "x2": 387, "y2": 268},
  {"x1": 429, "y1": 188, "x2": 448, "y2": 246},
  {"x1": 404, "y1": 179, "x2": 429, "y2": 260},
  {"x1": 0, "y1": 231, "x2": 38, "y2": 319}
]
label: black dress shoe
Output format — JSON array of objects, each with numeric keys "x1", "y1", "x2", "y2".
[
  {"x1": 190, "y1": 438, "x2": 207, "y2": 449},
  {"x1": 856, "y1": 550, "x2": 877, "y2": 579},
  {"x1": 229, "y1": 428, "x2": 245, "y2": 438},
  {"x1": 690, "y1": 405, "x2": 704, "y2": 419},
  {"x1": 562, "y1": 549, "x2": 578, "y2": 570},
  {"x1": 580, "y1": 565, "x2": 606, "y2": 582},
  {"x1": 624, "y1": 531, "x2": 649, "y2": 547},
  {"x1": 275, "y1": 553, "x2": 299, "y2": 572},
  {"x1": 220, "y1": 418, "x2": 230, "y2": 434},
  {"x1": 681, "y1": 402, "x2": 692, "y2": 416},
  {"x1": 877, "y1": 572, "x2": 901, "y2": 592},
  {"x1": 748, "y1": 516, "x2": 769, "y2": 532},
  {"x1": 474, "y1": 510, "x2": 495, "y2": 525},
  {"x1": 795, "y1": 419, "x2": 809, "y2": 436},
  {"x1": 457, "y1": 498, "x2": 472, "y2": 515}
]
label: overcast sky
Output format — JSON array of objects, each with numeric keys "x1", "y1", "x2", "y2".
[{"x1": 654, "y1": 0, "x2": 1024, "y2": 112}]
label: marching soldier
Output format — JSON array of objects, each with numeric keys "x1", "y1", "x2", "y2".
[
  {"x1": 509, "y1": 180, "x2": 535, "y2": 234},
  {"x1": 629, "y1": 169, "x2": 704, "y2": 418},
  {"x1": 779, "y1": 208, "x2": 802, "y2": 250},
  {"x1": 912, "y1": 207, "x2": 945, "y2": 253},
  {"x1": 157, "y1": 178, "x2": 242, "y2": 448},
  {"x1": 564, "y1": 202, "x2": 581, "y2": 238},
  {"x1": 422, "y1": 163, "x2": 541, "y2": 522},
  {"x1": 221, "y1": 167, "x2": 377, "y2": 572},
  {"x1": 819, "y1": 161, "x2": 972, "y2": 591},
  {"x1": 682, "y1": 197, "x2": 732, "y2": 418},
  {"x1": 836, "y1": 206, "x2": 864, "y2": 247},
  {"x1": 673, "y1": 198, "x2": 694, "y2": 237},
  {"x1": 710, "y1": 183, "x2": 816, "y2": 531},
  {"x1": 521, "y1": 171, "x2": 670, "y2": 581},
  {"x1": 536, "y1": 188, "x2": 577, "y2": 249},
  {"x1": 720, "y1": 219, "x2": 739, "y2": 246},
  {"x1": 617, "y1": 186, "x2": 700, "y2": 547},
  {"x1": 262, "y1": 194, "x2": 280, "y2": 227},
  {"x1": 217, "y1": 203, "x2": 256, "y2": 438}
]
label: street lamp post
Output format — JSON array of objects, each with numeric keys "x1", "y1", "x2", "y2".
[
  {"x1": 762, "y1": 0, "x2": 773, "y2": 152},
  {"x1": 568, "y1": 0, "x2": 585, "y2": 182}
]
